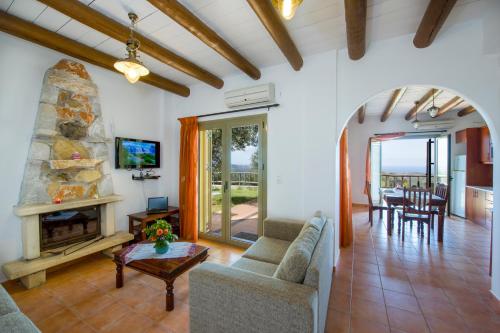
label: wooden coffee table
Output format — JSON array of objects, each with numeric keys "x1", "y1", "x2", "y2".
[{"x1": 113, "y1": 242, "x2": 209, "y2": 311}]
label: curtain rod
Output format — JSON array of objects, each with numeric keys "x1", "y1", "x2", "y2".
[{"x1": 181, "y1": 103, "x2": 279, "y2": 120}]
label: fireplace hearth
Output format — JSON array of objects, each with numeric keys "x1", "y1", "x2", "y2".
[{"x1": 40, "y1": 205, "x2": 101, "y2": 251}]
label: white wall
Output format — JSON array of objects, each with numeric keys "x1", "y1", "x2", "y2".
[
  {"x1": 163, "y1": 51, "x2": 337, "y2": 220},
  {"x1": 0, "y1": 33, "x2": 168, "y2": 281},
  {"x1": 336, "y1": 17, "x2": 500, "y2": 297}
]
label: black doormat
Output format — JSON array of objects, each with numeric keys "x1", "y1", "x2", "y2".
[{"x1": 232, "y1": 232, "x2": 258, "y2": 242}]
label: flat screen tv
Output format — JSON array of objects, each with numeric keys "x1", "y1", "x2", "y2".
[{"x1": 115, "y1": 137, "x2": 160, "y2": 169}]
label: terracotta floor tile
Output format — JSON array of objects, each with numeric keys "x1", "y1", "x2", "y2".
[
  {"x1": 325, "y1": 309, "x2": 350, "y2": 333},
  {"x1": 351, "y1": 284, "x2": 385, "y2": 304},
  {"x1": 381, "y1": 277, "x2": 414, "y2": 296},
  {"x1": 36, "y1": 308, "x2": 82, "y2": 333},
  {"x1": 351, "y1": 297, "x2": 389, "y2": 325},
  {"x1": 85, "y1": 301, "x2": 132, "y2": 331},
  {"x1": 71, "y1": 293, "x2": 115, "y2": 319},
  {"x1": 417, "y1": 298, "x2": 462, "y2": 323},
  {"x1": 383, "y1": 290, "x2": 421, "y2": 314},
  {"x1": 425, "y1": 316, "x2": 468, "y2": 333},
  {"x1": 350, "y1": 316, "x2": 391, "y2": 333},
  {"x1": 330, "y1": 289, "x2": 351, "y2": 314},
  {"x1": 386, "y1": 306, "x2": 429, "y2": 333},
  {"x1": 21, "y1": 295, "x2": 64, "y2": 324},
  {"x1": 352, "y1": 271, "x2": 382, "y2": 288},
  {"x1": 103, "y1": 310, "x2": 154, "y2": 333}
]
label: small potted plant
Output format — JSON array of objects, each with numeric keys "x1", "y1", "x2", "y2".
[{"x1": 143, "y1": 219, "x2": 178, "y2": 254}]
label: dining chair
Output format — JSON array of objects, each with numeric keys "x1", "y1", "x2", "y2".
[
  {"x1": 366, "y1": 181, "x2": 387, "y2": 226},
  {"x1": 430, "y1": 183, "x2": 448, "y2": 229},
  {"x1": 397, "y1": 187, "x2": 433, "y2": 244}
]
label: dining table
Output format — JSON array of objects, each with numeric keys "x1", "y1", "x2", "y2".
[{"x1": 382, "y1": 189, "x2": 447, "y2": 242}]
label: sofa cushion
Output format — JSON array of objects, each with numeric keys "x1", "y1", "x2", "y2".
[
  {"x1": 304, "y1": 216, "x2": 326, "y2": 232},
  {"x1": 273, "y1": 223, "x2": 321, "y2": 283},
  {"x1": 0, "y1": 285, "x2": 19, "y2": 316},
  {"x1": 231, "y1": 257, "x2": 279, "y2": 277},
  {"x1": 242, "y1": 237, "x2": 291, "y2": 265},
  {"x1": 0, "y1": 312, "x2": 40, "y2": 332}
]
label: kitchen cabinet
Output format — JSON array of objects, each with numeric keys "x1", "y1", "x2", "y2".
[
  {"x1": 465, "y1": 187, "x2": 492, "y2": 230},
  {"x1": 480, "y1": 126, "x2": 493, "y2": 164},
  {"x1": 456, "y1": 129, "x2": 466, "y2": 144}
]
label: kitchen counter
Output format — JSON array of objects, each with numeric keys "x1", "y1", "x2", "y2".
[{"x1": 466, "y1": 185, "x2": 493, "y2": 193}]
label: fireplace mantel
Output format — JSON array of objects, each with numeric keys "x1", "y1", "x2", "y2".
[{"x1": 14, "y1": 194, "x2": 123, "y2": 217}]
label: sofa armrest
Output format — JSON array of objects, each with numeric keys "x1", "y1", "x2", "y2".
[
  {"x1": 189, "y1": 262, "x2": 318, "y2": 333},
  {"x1": 263, "y1": 217, "x2": 305, "y2": 242}
]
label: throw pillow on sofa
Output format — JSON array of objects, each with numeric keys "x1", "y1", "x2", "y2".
[{"x1": 273, "y1": 218, "x2": 324, "y2": 283}]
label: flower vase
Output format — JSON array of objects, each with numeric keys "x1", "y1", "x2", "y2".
[{"x1": 155, "y1": 241, "x2": 169, "y2": 254}]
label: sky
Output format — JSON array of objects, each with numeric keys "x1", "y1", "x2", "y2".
[
  {"x1": 231, "y1": 146, "x2": 257, "y2": 166},
  {"x1": 381, "y1": 138, "x2": 428, "y2": 173}
]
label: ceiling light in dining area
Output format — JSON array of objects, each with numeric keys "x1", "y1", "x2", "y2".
[{"x1": 272, "y1": 0, "x2": 303, "y2": 20}]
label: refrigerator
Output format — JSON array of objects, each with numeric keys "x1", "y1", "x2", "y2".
[{"x1": 451, "y1": 155, "x2": 466, "y2": 217}]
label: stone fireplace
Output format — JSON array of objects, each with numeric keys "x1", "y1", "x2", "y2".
[
  {"x1": 40, "y1": 205, "x2": 101, "y2": 252},
  {"x1": 2, "y1": 60, "x2": 133, "y2": 289}
]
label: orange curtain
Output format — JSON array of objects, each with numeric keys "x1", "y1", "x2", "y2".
[
  {"x1": 179, "y1": 117, "x2": 199, "y2": 241},
  {"x1": 340, "y1": 128, "x2": 353, "y2": 247}
]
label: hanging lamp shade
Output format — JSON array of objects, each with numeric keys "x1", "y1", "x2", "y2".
[
  {"x1": 271, "y1": 0, "x2": 303, "y2": 20},
  {"x1": 114, "y1": 56, "x2": 149, "y2": 84},
  {"x1": 113, "y1": 13, "x2": 149, "y2": 84}
]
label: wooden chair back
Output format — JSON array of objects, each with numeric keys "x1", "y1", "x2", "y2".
[
  {"x1": 402, "y1": 187, "x2": 432, "y2": 217},
  {"x1": 435, "y1": 183, "x2": 448, "y2": 201},
  {"x1": 366, "y1": 181, "x2": 373, "y2": 207}
]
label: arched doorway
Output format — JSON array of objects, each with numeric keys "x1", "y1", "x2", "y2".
[{"x1": 331, "y1": 85, "x2": 499, "y2": 332}]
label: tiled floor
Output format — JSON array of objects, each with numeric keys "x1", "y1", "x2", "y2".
[
  {"x1": 327, "y1": 206, "x2": 500, "y2": 333},
  {"x1": 2, "y1": 239, "x2": 244, "y2": 333},
  {"x1": 3, "y1": 207, "x2": 500, "y2": 333}
]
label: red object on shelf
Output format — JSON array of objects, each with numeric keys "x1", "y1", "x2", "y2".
[
  {"x1": 71, "y1": 152, "x2": 81, "y2": 160},
  {"x1": 53, "y1": 197, "x2": 62, "y2": 204}
]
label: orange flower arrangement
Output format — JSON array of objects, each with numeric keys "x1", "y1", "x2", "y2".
[{"x1": 143, "y1": 219, "x2": 178, "y2": 254}]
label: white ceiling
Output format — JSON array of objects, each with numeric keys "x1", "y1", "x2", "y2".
[
  {"x1": 364, "y1": 86, "x2": 474, "y2": 121},
  {"x1": 0, "y1": 0, "x2": 482, "y2": 87}
]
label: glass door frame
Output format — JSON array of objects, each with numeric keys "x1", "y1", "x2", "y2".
[{"x1": 198, "y1": 114, "x2": 267, "y2": 248}]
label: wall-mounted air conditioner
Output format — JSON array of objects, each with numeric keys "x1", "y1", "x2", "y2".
[
  {"x1": 224, "y1": 83, "x2": 275, "y2": 108},
  {"x1": 413, "y1": 120, "x2": 455, "y2": 130}
]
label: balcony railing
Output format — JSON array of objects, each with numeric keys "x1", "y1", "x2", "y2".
[
  {"x1": 211, "y1": 171, "x2": 259, "y2": 186},
  {"x1": 380, "y1": 173, "x2": 432, "y2": 189}
]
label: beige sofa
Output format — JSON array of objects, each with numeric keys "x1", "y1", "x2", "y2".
[{"x1": 189, "y1": 213, "x2": 334, "y2": 333}]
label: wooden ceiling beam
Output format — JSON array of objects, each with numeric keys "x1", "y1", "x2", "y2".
[
  {"x1": 380, "y1": 88, "x2": 407, "y2": 122},
  {"x1": 357, "y1": 105, "x2": 366, "y2": 124},
  {"x1": 0, "y1": 12, "x2": 190, "y2": 97},
  {"x1": 414, "y1": 0, "x2": 458, "y2": 48},
  {"x1": 457, "y1": 106, "x2": 476, "y2": 117},
  {"x1": 344, "y1": 0, "x2": 367, "y2": 60},
  {"x1": 435, "y1": 96, "x2": 463, "y2": 117},
  {"x1": 246, "y1": 0, "x2": 303, "y2": 71},
  {"x1": 38, "y1": 0, "x2": 223, "y2": 89},
  {"x1": 405, "y1": 89, "x2": 442, "y2": 120},
  {"x1": 148, "y1": 0, "x2": 260, "y2": 80}
]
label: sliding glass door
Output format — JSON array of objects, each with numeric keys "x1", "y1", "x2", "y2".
[{"x1": 199, "y1": 115, "x2": 267, "y2": 246}]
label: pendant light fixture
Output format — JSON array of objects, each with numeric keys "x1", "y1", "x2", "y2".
[
  {"x1": 271, "y1": 0, "x2": 303, "y2": 20},
  {"x1": 114, "y1": 13, "x2": 149, "y2": 84},
  {"x1": 427, "y1": 88, "x2": 440, "y2": 118}
]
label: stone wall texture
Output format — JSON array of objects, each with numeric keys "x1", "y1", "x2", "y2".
[{"x1": 19, "y1": 59, "x2": 113, "y2": 205}]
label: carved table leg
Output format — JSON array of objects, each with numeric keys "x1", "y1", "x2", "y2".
[
  {"x1": 115, "y1": 262, "x2": 124, "y2": 288},
  {"x1": 166, "y1": 281, "x2": 174, "y2": 311}
]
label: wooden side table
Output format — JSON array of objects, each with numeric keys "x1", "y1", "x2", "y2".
[{"x1": 128, "y1": 207, "x2": 180, "y2": 242}]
